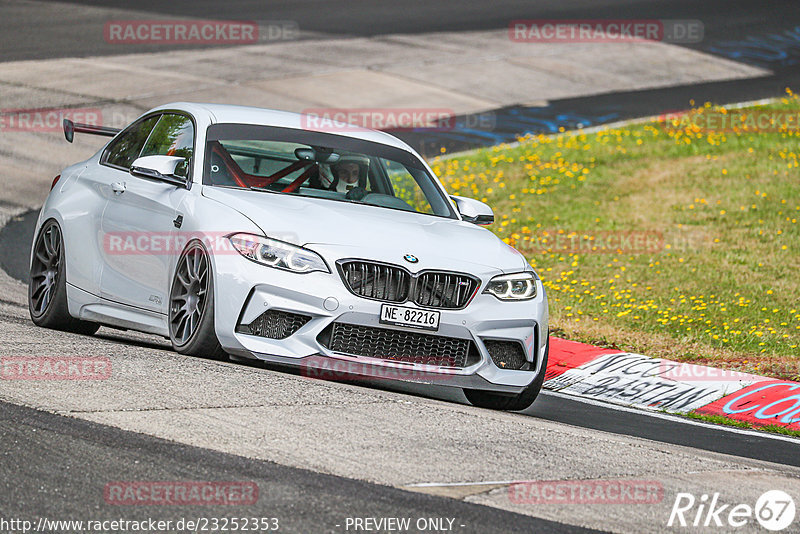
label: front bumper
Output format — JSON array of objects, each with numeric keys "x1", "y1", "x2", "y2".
[{"x1": 213, "y1": 253, "x2": 549, "y2": 394}]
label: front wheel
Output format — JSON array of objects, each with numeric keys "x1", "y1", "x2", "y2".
[
  {"x1": 463, "y1": 337, "x2": 549, "y2": 411},
  {"x1": 168, "y1": 241, "x2": 226, "y2": 359},
  {"x1": 28, "y1": 220, "x2": 99, "y2": 335}
]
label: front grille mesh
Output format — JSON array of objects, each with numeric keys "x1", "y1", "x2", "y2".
[
  {"x1": 340, "y1": 261, "x2": 409, "y2": 302},
  {"x1": 323, "y1": 322, "x2": 473, "y2": 367},
  {"x1": 238, "y1": 309, "x2": 311, "y2": 339},
  {"x1": 338, "y1": 260, "x2": 478, "y2": 309}
]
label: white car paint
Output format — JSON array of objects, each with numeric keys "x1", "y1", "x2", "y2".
[{"x1": 32, "y1": 102, "x2": 549, "y2": 395}]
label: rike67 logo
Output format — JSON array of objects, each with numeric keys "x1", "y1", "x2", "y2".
[{"x1": 668, "y1": 490, "x2": 795, "y2": 531}]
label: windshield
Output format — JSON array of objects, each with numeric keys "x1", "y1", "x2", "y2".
[{"x1": 203, "y1": 124, "x2": 456, "y2": 218}]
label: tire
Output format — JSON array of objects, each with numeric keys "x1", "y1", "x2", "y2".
[
  {"x1": 464, "y1": 336, "x2": 549, "y2": 411},
  {"x1": 28, "y1": 219, "x2": 99, "y2": 335},
  {"x1": 168, "y1": 241, "x2": 226, "y2": 360}
]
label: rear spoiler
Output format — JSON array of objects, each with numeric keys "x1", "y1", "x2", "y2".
[{"x1": 63, "y1": 119, "x2": 120, "y2": 143}]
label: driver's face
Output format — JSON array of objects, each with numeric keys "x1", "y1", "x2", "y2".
[{"x1": 336, "y1": 163, "x2": 360, "y2": 184}]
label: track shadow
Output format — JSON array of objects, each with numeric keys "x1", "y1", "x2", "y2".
[{"x1": 0, "y1": 209, "x2": 37, "y2": 283}]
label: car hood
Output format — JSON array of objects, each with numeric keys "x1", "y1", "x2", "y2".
[{"x1": 202, "y1": 187, "x2": 528, "y2": 274}]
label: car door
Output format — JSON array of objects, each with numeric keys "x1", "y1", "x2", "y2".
[
  {"x1": 67, "y1": 114, "x2": 160, "y2": 298},
  {"x1": 99, "y1": 113, "x2": 195, "y2": 313}
]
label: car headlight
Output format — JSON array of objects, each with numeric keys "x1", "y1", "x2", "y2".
[
  {"x1": 228, "y1": 233, "x2": 329, "y2": 274},
  {"x1": 484, "y1": 272, "x2": 537, "y2": 301}
]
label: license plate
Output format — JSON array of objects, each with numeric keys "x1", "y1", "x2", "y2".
[{"x1": 379, "y1": 304, "x2": 440, "y2": 331}]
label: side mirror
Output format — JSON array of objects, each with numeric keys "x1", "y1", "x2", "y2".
[
  {"x1": 63, "y1": 119, "x2": 74, "y2": 143},
  {"x1": 451, "y1": 195, "x2": 494, "y2": 225},
  {"x1": 130, "y1": 156, "x2": 190, "y2": 188}
]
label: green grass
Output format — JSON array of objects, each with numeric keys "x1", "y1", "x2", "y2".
[
  {"x1": 685, "y1": 411, "x2": 800, "y2": 438},
  {"x1": 430, "y1": 93, "x2": 800, "y2": 379},
  {"x1": 685, "y1": 411, "x2": 753, "y2": 429}
]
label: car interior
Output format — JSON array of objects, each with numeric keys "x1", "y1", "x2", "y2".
[{"x1": 206, "y1": 140, "x2": 427, "y2": 212}]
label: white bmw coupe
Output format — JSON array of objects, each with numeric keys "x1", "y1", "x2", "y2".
[{"x1": 29, "y1": 102, "x2": 549, "y2": 410}]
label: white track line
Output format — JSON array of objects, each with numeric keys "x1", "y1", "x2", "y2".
[{"x1": 407, "y1": 480, "x2": 517, "y2": 487}]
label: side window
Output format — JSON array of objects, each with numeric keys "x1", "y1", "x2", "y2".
[
  {"x1": 140, "y1": 114, "x2": 195, "y2": 178},
  {"x1": 102, "y1": 115, "x2": 160, "y2": 170}
]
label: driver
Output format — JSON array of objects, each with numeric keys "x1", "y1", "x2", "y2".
[{"x1": 316, "y1": 154, "x2": 369, "y2": 193}]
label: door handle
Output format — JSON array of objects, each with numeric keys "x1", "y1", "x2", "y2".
[{"x1": 111, "y1": 181, "x2": 126, "y2": 195}]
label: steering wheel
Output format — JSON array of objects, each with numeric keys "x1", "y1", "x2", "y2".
[{"x1": 345, "y1": 186, "x2": 368, "y2": 201}]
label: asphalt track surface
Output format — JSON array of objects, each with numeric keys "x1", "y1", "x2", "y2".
[
  {"x1": 2, "y1": 0, "x2": 797, "y2": 60},
  {"x1": 0, "y1": 400, "x2": 599, "y2": 533},
  {"x1": 4, "y1": 0, "x2": 800, "y2": 154},
  {"x1": 1, "y1": 210, "x2": 799, "y2": 469}
]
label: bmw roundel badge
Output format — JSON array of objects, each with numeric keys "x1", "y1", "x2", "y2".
[{"x1": 403, "y1": 254, "x2": 419, "y2": 264}]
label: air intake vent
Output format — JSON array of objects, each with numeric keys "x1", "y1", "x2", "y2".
[
  {"x1": 483, "y1": 340, "x2": 528, "y2": 370},
  {"x1": 319, "y1": 322, "x2": 478, "y2": 368},
  {"x1": 237, "y1": 309, "x2": 311, "y2": 339}
]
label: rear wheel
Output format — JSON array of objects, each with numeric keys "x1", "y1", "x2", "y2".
[
  {"x1": 464, "y1": 337, "x2": 549, "y2": 411},
  {"x1": 28, "y1": 220, "x2": 99, "y2": 335},
  {"x1": 168, "y1": 241, "x2": 226, "y2": 359}
]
